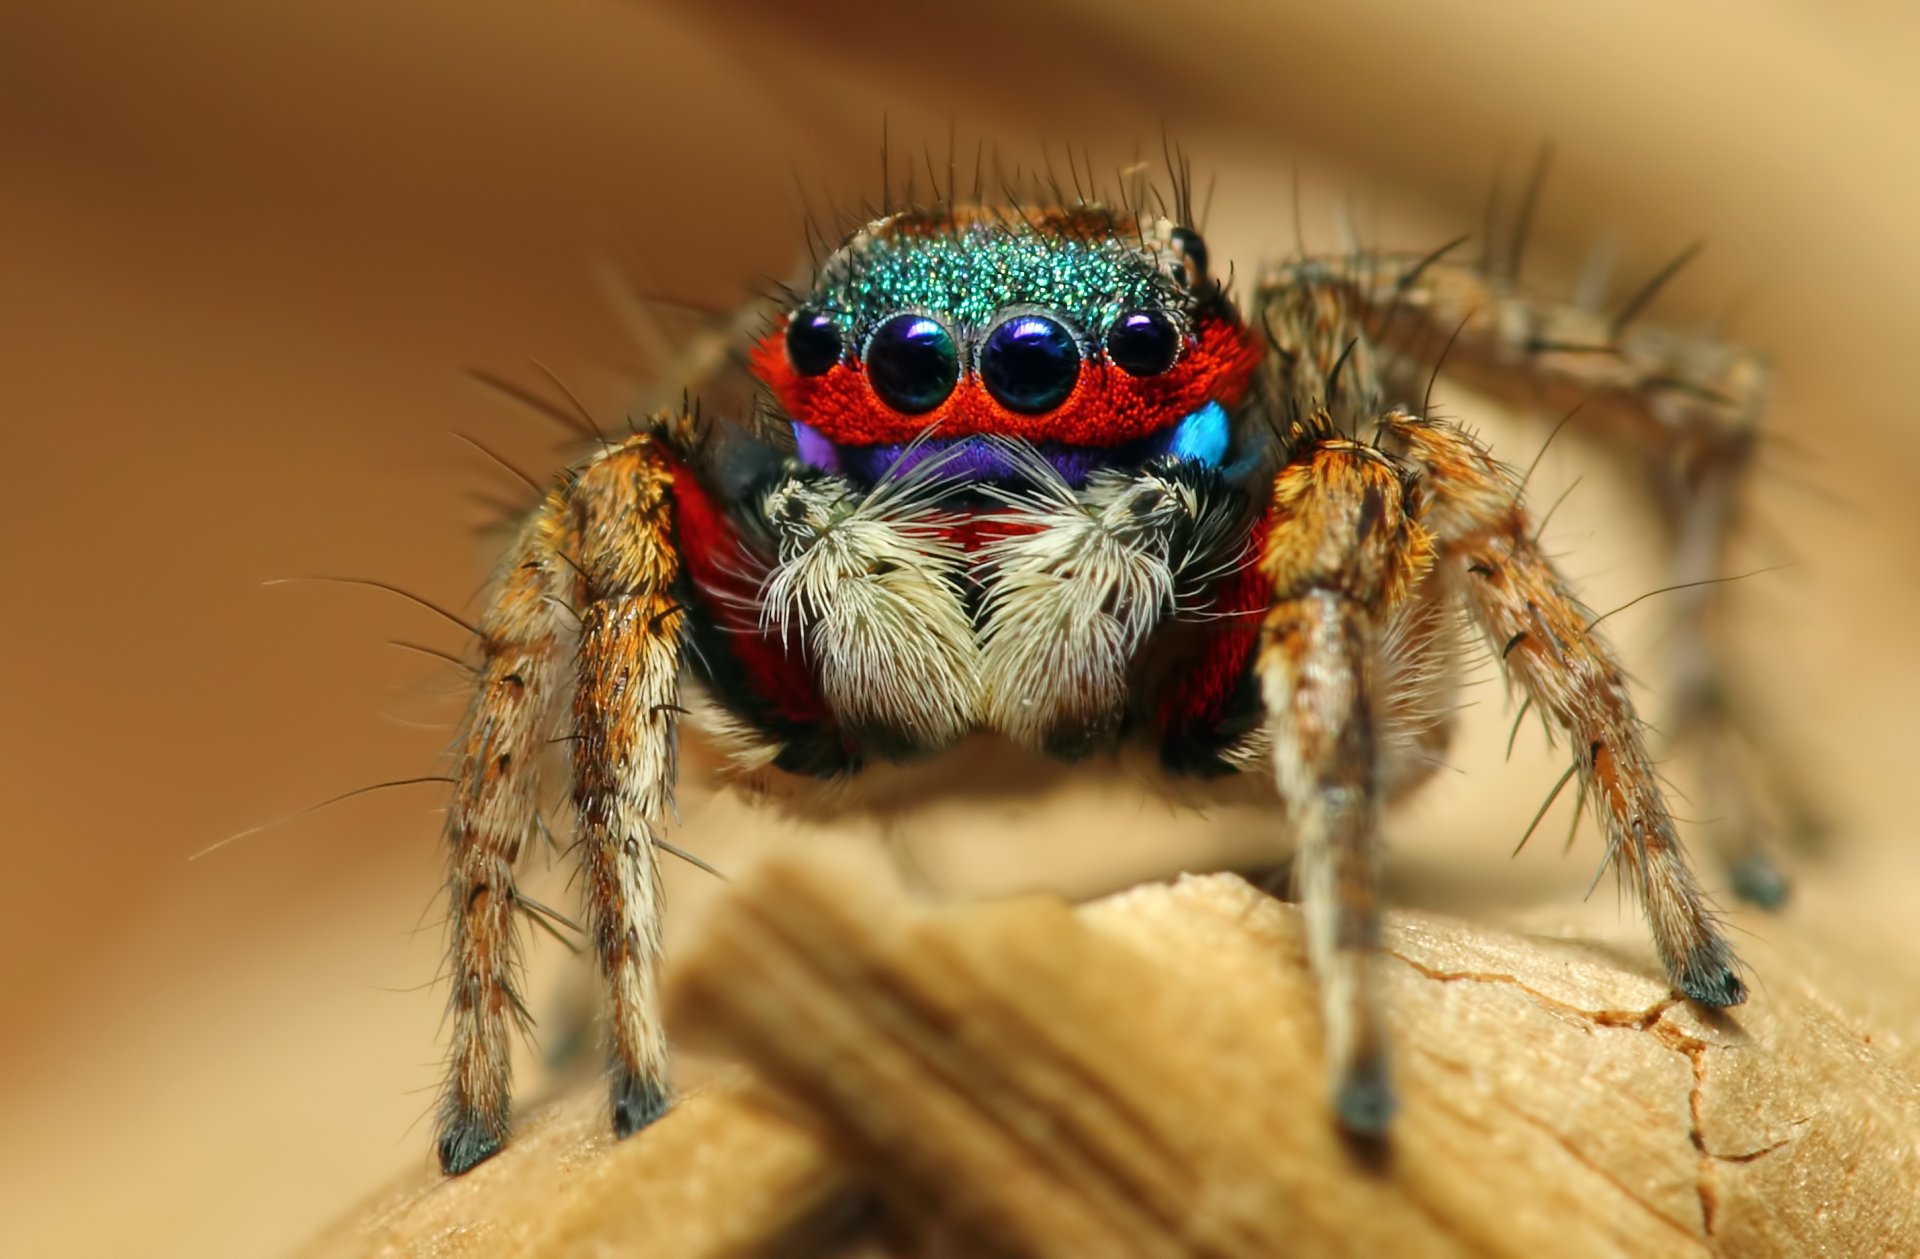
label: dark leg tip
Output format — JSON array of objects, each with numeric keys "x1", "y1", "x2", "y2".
[
  {"x1": 1334, "y1": 1058, "x2": 1397, "y2": 1146},
  {"x1": 1729, "y1": 850, "x2": 1791, "y2": 911},
  {"x1": 1680, "y1": 963, "x2": 1748, "y2": 1009},
  {"x1": 610, "y1": 1068, "x2": 672, "y2": 1139},
  {"x1": 437, "y1": 1117, "x2": 508, "y2": 1176}
]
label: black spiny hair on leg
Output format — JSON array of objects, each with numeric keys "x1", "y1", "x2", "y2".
[
  {"x1": 530, "y1": 360, "x2": 613, "y2": 454},
  {"x1": 451, "y1": 430, "x2": 546, "y2": 499},
  {"x1": 1611, "y1": 239, "x2": 1706, "y2": 340},
  {"x1": 1502, "y1": 142, "x2": 1554, "y2": 284},
  {"x1": 1375, "y1": 233, "x2": 1471, "y2": 383},
  {"x1": 192, "y1": 772, "x2": 459, "y2": 861},
  {"x1": 1421, "y1": 310, "x2": 1478, "y2": 422},
  {"x1": 467, "y1": 367, "x2": 601, "y2": 447},
  {"x1": 1478, "y1": 142, "x2": 1509, "y2": 275}
]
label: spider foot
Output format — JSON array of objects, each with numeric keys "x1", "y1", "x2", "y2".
[
  {"x1": 1675, "y1": 948, "x2": 1748, "y2": 1008},
  {"x1": 1334, "y1": 1054, "x2": 1397, "y2": 1138},
  {"x1": 610, "y1": 1067, "x2": 672, "y2": 1139},
  {"x1": 1728, "y1": 847, "x2": 1791, "y2": 911},
  {"x1": 437, "y1": 1108, "x2": 509, "y2": 1176}
]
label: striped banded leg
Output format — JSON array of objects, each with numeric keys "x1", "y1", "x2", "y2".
[
  {"x1": 1257, "y1": 426, "x2": 1435, "y2": 1135},
  {"x1": 1384, "y1": 411, "x2": 1746, "y2": 1007},
  {"x1": 439, "y1": 491, "x2": 575, "y2": 1174},
  {"x1": 1286, "y1": 246, "x2": 1801, "y2": 902},
  {"x1": 569, "y1": 433, "x2": 689, "y2": 1139}
]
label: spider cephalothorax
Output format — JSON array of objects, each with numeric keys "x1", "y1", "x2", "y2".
[
  {"x1": 752, "y1": 207, "x2": 1258, "y2": 466},
  {"x1": 432, "y1": 195, "x2": 1757, "y2": 1175}
]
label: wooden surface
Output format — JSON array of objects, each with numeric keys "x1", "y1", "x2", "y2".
[{"x1": 304, "y1": 845, "x2": 1920, "y2": 1257}]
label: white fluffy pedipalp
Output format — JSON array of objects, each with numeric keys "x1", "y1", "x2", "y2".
[
  {"x1": 759, "y1": 471, "x2": 980, "y2": 750},
  {"x1": 977, "y1": 462, "x2": 1184, "y2": 751}
]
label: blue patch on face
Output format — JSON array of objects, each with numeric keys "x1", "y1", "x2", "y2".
[{"x1": 1164, "y1": 401, "x2": 1229, "y2": 466}]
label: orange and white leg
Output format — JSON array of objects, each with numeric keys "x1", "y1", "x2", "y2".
[
  {"x1": 1278, "y1": 246, "x2": 1804, "y2": 903},
  {"x1": 566, "y1": 434, "x2": 689, "y2": 1142},
  {"x1": 1384, "y1": 411, "x2": 1746, "y2": 1007},
  {"x1": 438, "y1": 489, "x2": 576, "y2": 1174},
  {"x1": 437, "y1": 427, "x2": 691, "y2": 1175},
  {"x1": 1256, "y1": 426, "x2": 1435, "y2": 1134}
]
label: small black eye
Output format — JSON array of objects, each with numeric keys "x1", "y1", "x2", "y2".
[
  {"x1": 866, "y1": 314, "x2": 959, "y2": 414},
  {"x1": 981, "y1": 314, "x2": 1080, "y2": 414},
  {"x1": 1105, "y1": 309, "x2": 1181, "y2": 377},
  {"x1": 785, "y1": 310, "x2": 843, "y2": 376},
  {"x1": 1169, "y1": 227, "x2": 1209, "y2": 279}
]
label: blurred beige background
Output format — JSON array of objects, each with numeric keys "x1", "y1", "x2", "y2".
[{"x1": 2, "y1": 2, "x2": 1916, "y2": 1256}]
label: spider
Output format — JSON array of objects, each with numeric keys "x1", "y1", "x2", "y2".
[{"x1": 432, "y1": 172, "x2": 1777, "y2": 1175}]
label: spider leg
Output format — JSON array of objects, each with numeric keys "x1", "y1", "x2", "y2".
[
  {"x1": 438, "y1": 489, "x2": 576, "y2": 1175},
  {"x1": 1295, "y1": 246, "x2": 1806, "y2": 904},
  {"x1": 1647, "y1": 422, "x2": 1810, "y2": 907},
  {"x1": 437, "y1": 425, "x2": 694, "y2": 1176},
  {"x1": 1255, "y1": 428, "x2": 1435, "y2": 1135},
  {"x1": 1383, "y1": 411, "x2": 1747, "y2": 1008},
  {"x1": 567, "y1": 431, "x2": 690, "y2": 1141}
]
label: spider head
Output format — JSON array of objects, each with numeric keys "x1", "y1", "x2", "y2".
[{"x1": 751, "y1": 206, "x2": 1260, "y2": 484}]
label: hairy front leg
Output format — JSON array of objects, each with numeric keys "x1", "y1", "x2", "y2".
[
  {"x1": 1257, "y1": 428, "x2": 1435, "y2": 1135},
  {"x1": 1273, "y1": 246, "x2": 1802, "y2": 902},
  {"x1": 569, "y1": 432, "x2": 691, "y2": 1139},
  {"x1": 438, "y1": 491, "x2": 575, "y2": 1174},
  {"x1": 437, "y1": 424, "x2": 696, "y2": 1175},
  {"x1": 1385, "y1": 411, "x2": 1746, "y2": 1007}
]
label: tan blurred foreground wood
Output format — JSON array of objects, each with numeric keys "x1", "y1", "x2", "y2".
[{"x1": 304, "y1": 847, "x2": 1920, "y2": 1258}]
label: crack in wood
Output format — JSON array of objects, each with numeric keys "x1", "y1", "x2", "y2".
[{"x1": 1384, "y1": 946, "x2": 1682, "y2": 1029}]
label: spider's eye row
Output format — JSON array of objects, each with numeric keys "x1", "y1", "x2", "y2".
[
  {"x1": 981, "y1": 313, "x2": 1081, "y2": 414},
  {"x1": 839, "y1": 303, "x2": 1183, "y2": 417},
  {"x1": 1104, "y1": 309, "x2": 1181, "y2": 378},
  {"x1": 866, "y1": 313, "x2": 960, "y2": 415},
  {"x1": 785, "y1": 310, "x2": 843, "y2": 376}
]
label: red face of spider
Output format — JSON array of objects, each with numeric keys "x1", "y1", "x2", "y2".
[{"x1": 750, "y1": 207, "x2": 1262, "y2": 484}]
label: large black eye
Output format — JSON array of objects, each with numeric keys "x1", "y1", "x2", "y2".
[
  {"x1": 785, "y1": 310, "x2": 843, "y2": 376},
  {"x1": 1105, "y1": 309, "x2": 1181, "y2": 377},
  {"x1": 981, "y1": 314, "x2": 1080, "y2": 414},
  {"x1": 865, "y1": 314, "x2": 959, "y2": 414}
]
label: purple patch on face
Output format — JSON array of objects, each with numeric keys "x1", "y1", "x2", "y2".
[
  {"x1": 795, "y1": 410, "x2": 1219, "y2": 489},
  {"x1": 791, "y1": 422, "x2": 842, "y2": 472},
  {"x1": 837, "y1": 437, "x2": 1129, "y2": 488}
]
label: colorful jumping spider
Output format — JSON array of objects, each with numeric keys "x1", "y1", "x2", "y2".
[{"x1": 435, "y1": 176, "x2": 1779, "y2": 1174}]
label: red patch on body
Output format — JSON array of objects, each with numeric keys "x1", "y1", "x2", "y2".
[
  {"x1": 661, "y1": 453, "x2": 830, "y2": 727},
  {"x1": 1154, "y1": 518, "x2": 1270, "y2": 737}
]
